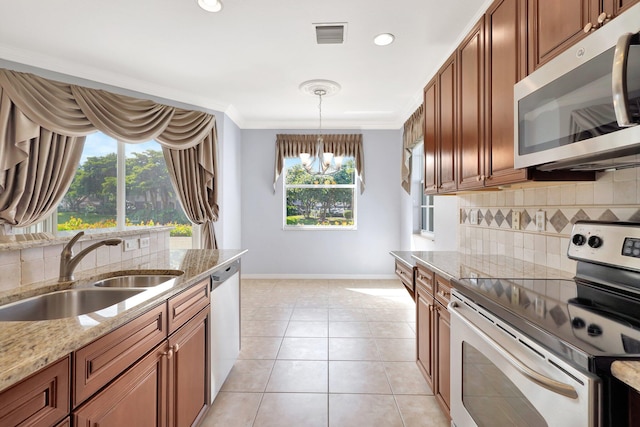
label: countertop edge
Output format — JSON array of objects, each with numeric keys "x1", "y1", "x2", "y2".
[{"x1": 612, "y1": 361, "x2": 640, "y2": 393}]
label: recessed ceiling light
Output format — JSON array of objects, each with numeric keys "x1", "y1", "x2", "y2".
[
  {"x1": 374, "y1": 33, "x2": 395, "y2": 46},
  {"x1": 198, "y1": 0, "x2": 223, "y2": 12}
]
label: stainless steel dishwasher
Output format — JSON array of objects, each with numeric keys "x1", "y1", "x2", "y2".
[{"x1": 209, "y1": 260, "x2": 241, "y2": 402}]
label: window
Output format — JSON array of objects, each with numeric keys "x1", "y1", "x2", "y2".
[
  {"x1": 411, "y1": 143, "x2": 434, "y2": 236},
  {"x1": 283, "y1": 157, "x2": 357, "y2": 229},
  {"x1": 55, "y1": 132, "x2": 193, "y2": 247}
]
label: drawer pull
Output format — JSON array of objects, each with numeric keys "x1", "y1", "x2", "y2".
[
  {"x1": 162, "y1": 343, "x2": 180, "y2": 360},
  {"x1": 437, "y1": 290, "x2": 450, "y2": 298}
]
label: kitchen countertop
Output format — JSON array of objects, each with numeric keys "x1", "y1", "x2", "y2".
[
  {"x1": 402, "y1": 251, "x2": 575, "y2": 282},
  {"x1": 0, "y1": 248, "x2": 246, "y2": 393},
  {"x1": 612, "y1": 361, "x2": 640, "y2": 392},
  {"x1": 389, "y1": 251, "x2": 417, "y2": 268}
]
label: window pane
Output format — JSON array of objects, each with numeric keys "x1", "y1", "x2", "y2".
[
  {"x1": 284, "y1": 157, "x2": 356, "y2": 229},
  {"x1": 58, "y1": 133, "x2": 117, "y2": 231},
  {"x1": 125, "y1": 141, "x2": 192, "y2": 247}
]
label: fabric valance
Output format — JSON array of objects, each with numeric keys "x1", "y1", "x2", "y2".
[
  {"x1": 401, "y1": 104, "x2": 424, "y2": 194},
  {"x1": 273, "y1": 133, "x2": 365, "y2": 194}
]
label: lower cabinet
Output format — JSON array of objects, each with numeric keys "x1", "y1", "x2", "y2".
[
  {"x1": 0, "y1": 356, "x2": 70, "y2": 427},
  {"x1": 415, "y1": 264, "x2": 451, "y2": 420}
]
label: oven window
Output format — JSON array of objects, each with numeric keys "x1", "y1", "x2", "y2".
[{"x1": 462, "y1": 342, "x2": 547, "y2": 427}]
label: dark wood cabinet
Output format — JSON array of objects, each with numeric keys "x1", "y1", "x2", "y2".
[
  {"x1": 167, "y1": 307, "x2": 209, "y2": 427},
  {"x1": 457, "y1": 17, "x2": 486, "y2": 190},
  {"x1": 395, "y1": 259, "x2": 416, "y2": 301},
  {"x1": 485, "y1": 0, "x2": 530, "y2": 186},
  {"x1": 415, "y1": 265, "x2": 451, "y2": 420},
  {"x1": 423, "y1": 79, "x2": 438, "y2": 194},
  {"x1": 438, "y1": 53, "x2": 458, "y2": 193},
  {"x1": 168, "y1": 279, "x2": 210, "y2": 335},
  {"x1": 603, "y1": 0, "x2": 640, "y2": 16},
  {"x1": 54, "y1": 417, "x2": 70, "y2": 427},
  {"x1": 415, "y1": 267, "x2": 435, "y2": 390},
  {"x1": 74, "y1": 342, "x2": 168, "y2": 427},
  {"x1": 0, "y1": 356, "x2": 70, "y2": 427}
]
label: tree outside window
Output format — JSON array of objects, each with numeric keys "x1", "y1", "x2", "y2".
[{"x1": 284, "y1": 157, "x2": 357, "y2": 229}]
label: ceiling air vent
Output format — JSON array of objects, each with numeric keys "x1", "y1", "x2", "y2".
[{"x1": 315, "y1": 23, "x2": 347, "y2": 44}]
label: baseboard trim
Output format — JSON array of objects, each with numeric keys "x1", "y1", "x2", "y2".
[{"x1": 242, "y1": 274, "x2": 397, "y2": 280}]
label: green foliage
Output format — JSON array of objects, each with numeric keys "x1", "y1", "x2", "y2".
[{"x1": 344, "y1": 210, "x2": 352, "y2": 220}]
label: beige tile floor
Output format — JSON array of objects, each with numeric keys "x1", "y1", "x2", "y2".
[{"x1": 200, "y1": 279, "x2": 449, "y2": 427}]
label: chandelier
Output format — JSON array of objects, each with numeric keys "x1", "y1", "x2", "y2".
[{"x1": 299, "y1": 86, "x2": 343, "y2": 176}]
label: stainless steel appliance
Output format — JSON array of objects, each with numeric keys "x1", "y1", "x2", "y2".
[
  {"x1": 514, "y1": 3, "x2": 640, "y2": 172},
  {"x1": 209, "y1": 260, "x2": 241, "y2": 402},
  {"x1": 450, "y1": 221, "x2": 640, "y2": 427}
]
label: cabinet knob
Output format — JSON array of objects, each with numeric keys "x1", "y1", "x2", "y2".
[
  {"x1": 583, "y1": 22, "x2": 595, "y2": 33},
  {"x1": 173, "y1": 343, "x2": 180, "y2": 353},
  {"x1": 437, "y1": 290, "x2": 450, "y2": 298},
  {"x1": 597, "y1": 12, "x2": 611, "y2": 25},
  {"x1": 162, "y1": 348, "x2": 174, "y2": 360}
]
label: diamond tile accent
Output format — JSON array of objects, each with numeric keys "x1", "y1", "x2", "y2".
[
  {"x1": 598, "y1": 209, "x2": 619, "y2": 222},
  {"x1": 506, "y1": 210, "x2": 513, "y2": 228},
  {"x1": 484, "y1": 210, "x2": 494, "y2": 226},
  {"x1": 461, "y1": 209, "x2": 468, "y2": 224},
  {"x1": 478, "y1": 211, "x2": 484, "y2": 224},
  {"x1": 549, "y1": 210, "x2": 569, "y2": 233},
  {"x1": 521, "y1": 210, "x2": 532, "y2": 229},
  {"x1": 630, "y1": 209, "x2": 640, "y2": 222},
  {"x1": 571, "y1": 209, "x2": 590, "y2": 224},
  {"x1": 494, "y1": 210, "x2": 505, "y2": 227}
]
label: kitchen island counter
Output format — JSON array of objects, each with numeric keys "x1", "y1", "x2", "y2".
[{"x1": 0, "y1": 248, "x2": 246, "y2": 393}]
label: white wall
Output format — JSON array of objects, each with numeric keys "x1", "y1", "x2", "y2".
[
  {"x1": 241, "y1": 129, "x2": 402, "y2": 278},
  {"x1": 216, "y1": 115, "x2": 242, "y2": 249}
]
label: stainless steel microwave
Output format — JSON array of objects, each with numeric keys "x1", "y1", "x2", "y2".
[{"x1": 514, "y1": 3, "x2": 640, "y2": 172}]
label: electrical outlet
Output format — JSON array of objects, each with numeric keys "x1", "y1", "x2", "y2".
[
  {"x1": 469, "y1": 209, "x2": 479, "y2": 225},
  {"x1": 139, "y1": 237, "x2": 150, "y2": 249},
  {"x1": 123, "y1": 239, "x2": 137, "y2": 252},
  {"x1": 536, "y1": 210, "x2": 546, "y2": 232},
  {"x1": 512, "y1": 210, "x2": 521, "y2": 230}
]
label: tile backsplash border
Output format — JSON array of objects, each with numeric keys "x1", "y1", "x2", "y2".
[{"x1": 457, "y1": 170, "x2": 640, "y2": 274}]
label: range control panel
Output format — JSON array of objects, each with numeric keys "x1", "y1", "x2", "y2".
[{"x1": 568, "y1": 221, "x2": 640, "y2": 271}]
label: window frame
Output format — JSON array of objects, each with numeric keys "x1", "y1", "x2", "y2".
[{"x1": 282, "y1": 157, "x2": 358, "y2": 231}]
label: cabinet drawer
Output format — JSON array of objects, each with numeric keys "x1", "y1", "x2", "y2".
[
  {"x1": 435, "y1": 274, "x2": 452, "y2": 306},
  {"x1": 168, "y1": 279, "x2": 210, "y2": 335},
  {"x1": 73, "y1": 303, "x2": 166, "y2": 407},
  {"x1": 0, "y1": 356, "x2": 70, "y2": 427},
  {"x1": 395, "y1": 260, "x2": 415, "y2": 299},
  {"x1": 415, "y1": 266, "x2": 435, "y2": 295}
]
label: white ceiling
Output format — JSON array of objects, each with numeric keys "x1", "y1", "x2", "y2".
[{"x1": 0, "y1": 0, "x2": 490, "y2": 129}]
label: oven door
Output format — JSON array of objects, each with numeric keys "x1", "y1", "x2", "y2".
[{"x1": 449, "y1": 295, "x2": 601, "y2": 427}]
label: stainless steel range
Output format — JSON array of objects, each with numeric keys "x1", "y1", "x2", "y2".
[{"x1": 450, "y1": 221, "x2": 640, "y2": 427}]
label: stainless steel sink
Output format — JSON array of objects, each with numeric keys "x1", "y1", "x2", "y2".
[
  {"x1": 92, "y1": 273, "x2": 181, "y2": 288},
  {"x1": 0, "y1": 288, "x2": 145, "y2": 321}
]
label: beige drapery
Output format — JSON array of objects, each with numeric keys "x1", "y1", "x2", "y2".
[
  {"x1": 0, "y1": 69, "x2": 219, "y2": 248},
  {"x1": 273, "y1": 134, "x2": 365, "y2": 194},
  {"x1": 401, "y1": 104, "x2": 424, "y2": 194}
]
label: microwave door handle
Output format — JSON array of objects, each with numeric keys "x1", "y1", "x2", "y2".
[
  {"x1": 448, "y1": 301, "x2": 579, "y2": 400},
  {"x1": 612, "y1": 32, "x2": 639, "y2": 127}
]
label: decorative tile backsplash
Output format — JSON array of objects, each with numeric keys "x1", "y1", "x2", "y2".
[{"x1": 457, "y1": 169, "x2": 640, "y2": 274}]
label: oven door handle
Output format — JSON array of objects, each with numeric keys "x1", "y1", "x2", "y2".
[
  {"x1": 612, "y1": 32, "x2": 639, "y2": 127},
  {"x1": 449, "y1": 301, "x2": 579, "y2": 400}
]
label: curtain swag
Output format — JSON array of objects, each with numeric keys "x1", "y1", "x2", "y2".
[
  {"x1": 401, "y1": 104, "x2": 424, "y2": 194},
  {"x1": 0, "y1": 69, "x2": 219, "y2": 247},
  {"x1": 273, "y1": 133, "x2": 365, "y2": 194}
]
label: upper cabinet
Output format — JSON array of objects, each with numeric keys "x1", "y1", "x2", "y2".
[
  {"x1": 484, "y1": 0, "x2": 529, "y2": 186},
  {"x1": 438, "y1": 54, "x2": 458, "y2": 193},
  {"x1": 424, "y1": 79, "x2": 438, "y2": 194},
  {"x1": 527, "y1": 0, "x2": 640, "y2": 73},
  {"x1": 457, "y1": 18, "x2": 485, "y2": 190}
]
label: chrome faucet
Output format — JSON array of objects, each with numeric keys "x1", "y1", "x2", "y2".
[{"x1": 59, "y1": 231, "x2": 123, "y2": 281}]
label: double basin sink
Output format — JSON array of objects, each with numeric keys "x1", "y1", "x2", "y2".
[{"x1": 0, "y1": 271, "x2": 184, "y2": 322}]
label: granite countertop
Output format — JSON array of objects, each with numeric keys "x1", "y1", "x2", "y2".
[
  {"x1": 389, "y1": 251, "x2": 418, "y2": 268},
  {"x1": 0, "y1": 248, "x2": 246, "y2": 393},
  {"x1": 612, "y1": 361, "x2": 640, "y2": 392},
  {"x1": 407, "y1": 251, "x2": 575, "y2": 282}
]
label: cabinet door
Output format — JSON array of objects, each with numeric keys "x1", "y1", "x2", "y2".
[
  {"x1": 484, "y1": 0, "x2": 529, "y2": 186},
  {"x1": 435, "y1": 302, "x2": 451, "y2": 417},
  {"x1": 416, "y1": 285, "x2": 434, "y2": 390},
  {"x1": 423, "y1": 78, "x2": 438, "y2": 194},
  {"x1": 457, "y1": 18, "x2": 485, "y2": 190},
  {"x1": 438, "y1": 53, "x2": 457, "y2": 193},
  {"x1": 73, "y1": 343, "x2": 168, "y2": 427},
  {"x1": 168, "y1": 307, "x2": 209, "y2": 427},
  {"x1": 0, "y1": 356, "x2": 70, "y2": 427},
  {"x1": 167, "y1": 279, "x2": 210, "y2": 335},
  {"x1": 527, "y1": 0, "x2": 599, "y2": 72}
]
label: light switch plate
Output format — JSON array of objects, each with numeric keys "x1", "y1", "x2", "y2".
[
  {"x1": 123, "y1": 239, "x2": 137, "y2": 252},
  {"x1": 536, "y1": 210, "x2": 546, "y2": 232},
  {"x1": 139, "y1": 237, "x2": 150, "y2": 249}
]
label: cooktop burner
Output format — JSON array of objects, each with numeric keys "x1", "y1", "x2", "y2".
[{"x1": 452, "y1": 220, "x2": 640, "y2": 371}]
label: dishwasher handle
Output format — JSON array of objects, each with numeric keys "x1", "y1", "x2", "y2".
[{"x1": 211, "y1": 260, "x2": 240, "y2": 289}]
